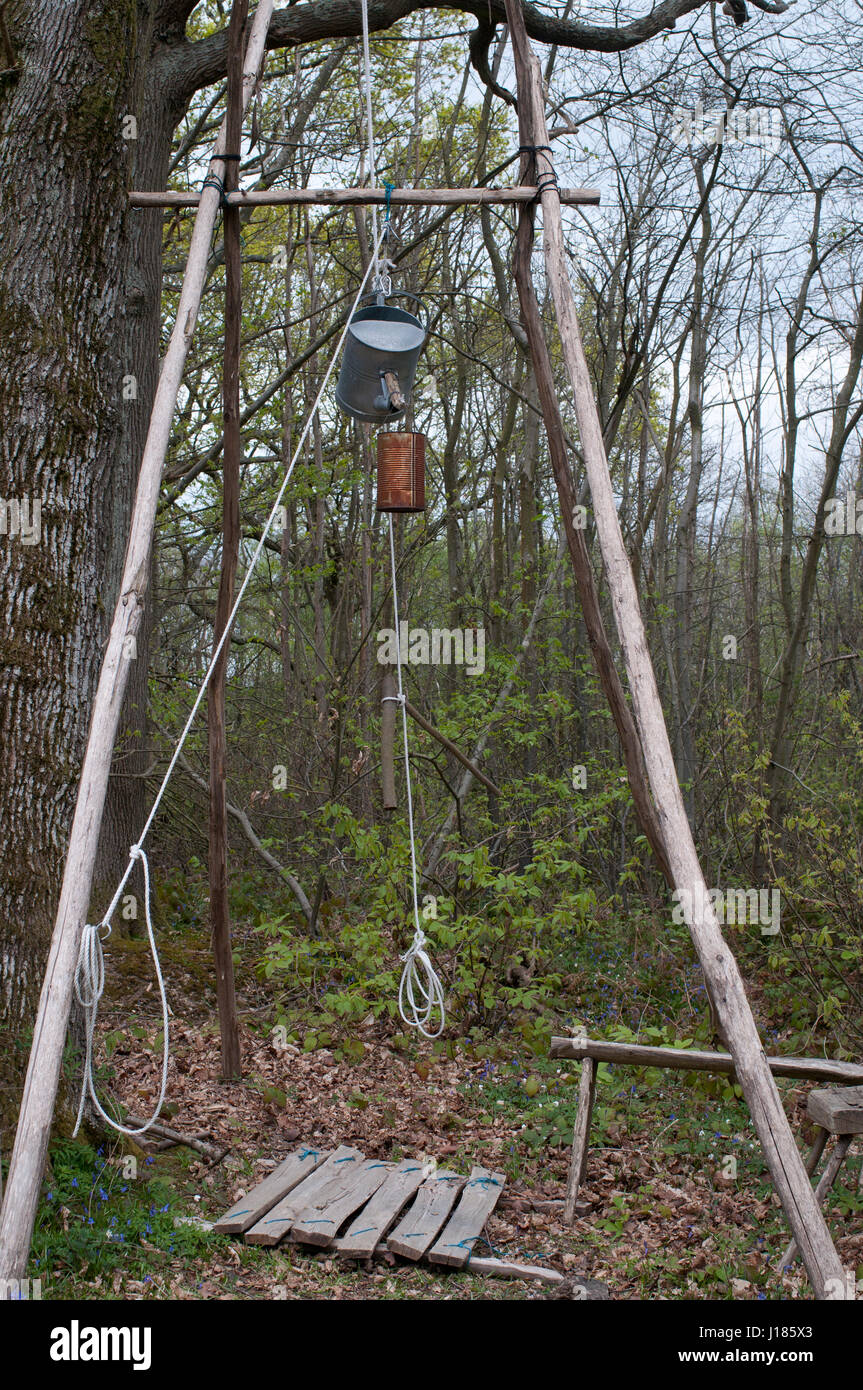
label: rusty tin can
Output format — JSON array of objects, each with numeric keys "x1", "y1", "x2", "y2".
[{"x1": 376, "y1": 432, "x2": 426, "y2": 513}]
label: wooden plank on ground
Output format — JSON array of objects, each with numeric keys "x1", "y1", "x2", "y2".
[
  {"x1": 213, "y1": 1145, "x2": 329, "y2": 1234},
  {"x1": 428, "y1": 1165, "x2": 505, "y2": 1269},
  {"x1": 333, "y1": 1240, "x2": 563, "y2": 1285},
  {"x1": 467, "y1": 1255, "x2": 563, "y2": 1286},
  {"x1": 334, "y1": 1159, "x2": 429, "y2": 1258},
  {"x1": 245, "y1": 1145, "x2": 360, "y2": 1245},
  {"x1": 292, "y1": 1157, "x2": 393, "y2": 1248},
  {"x1": 386, "y1": 1170, "x2": 467, "y2": 1261}
]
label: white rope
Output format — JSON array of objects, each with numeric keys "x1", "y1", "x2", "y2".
[
  {"x1": 387, "y1": 515, "x2": 445, "y2": 1038},
  {"x1": 74, "y1": 236, "x2": 386, "y2": 1128},
  {"x1": 73, "y1": 847, "x2": 169, "y2": 1137},
  {"x1": 359, "y1": 0, "x2": 383, "y2": 290}
]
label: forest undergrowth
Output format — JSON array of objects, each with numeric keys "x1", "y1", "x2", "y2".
[{"x1": 24, "y1": 842, "x2": 863, "y2": 1302}]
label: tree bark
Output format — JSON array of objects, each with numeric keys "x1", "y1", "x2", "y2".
[{"x1": 0, "y1": 0, "x2": 138, "y2": 1128}]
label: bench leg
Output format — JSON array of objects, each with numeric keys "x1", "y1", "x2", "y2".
[
  {"x1": 805, "y1": 1126, "x2": 829, "y2": 1177},
  {"x1": 778, "y1": 1133, "x2": 852, "y2": 1271},
  {"x1": 564, "y1": 1056, "x2": 596, "y2": 1225}
]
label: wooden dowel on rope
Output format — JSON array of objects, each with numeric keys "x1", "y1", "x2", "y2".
[
  {"x1": 502, "y1": 0, "x2": 846, "y2": 1300},
  {"x1": 381, "y1": 673, "x2": 398, "y2": 810},
  {"x1": 130, "y1": 185, "x2": 601, "y2": 210},
  {"x1": 0, "y1": 0, "x2": 277, "y2": 1284}
]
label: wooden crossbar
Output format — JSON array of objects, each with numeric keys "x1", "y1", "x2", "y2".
[
  {"x1": 129, "y1": 185, "x2": 601, "y2": 209},
  {"x1": 550, "y1": 1036, "x2": 863, "y2": 1083}
]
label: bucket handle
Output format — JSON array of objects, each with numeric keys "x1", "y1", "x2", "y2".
[{"x1": 359, "y1": 290, "x2": 428, "y2": 336}]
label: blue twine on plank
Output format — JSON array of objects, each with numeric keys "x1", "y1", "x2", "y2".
[
  {"x1": 401, "y1": 1232, "x2": 426, "y2": 1239},
  {"x1": 303, "y1": 1218, "x2": 335, "y2": 1225},
  {"x1": 444, "y1": 1239, "x2": 475, "y2": 1249},
  {"x1": 366, "y1": 1162, "x2": 389, "y2": 1169},
  {"x1": 298, "y1": 1147, "x2": 319, "y2": 1160},
  {"x1": 437, "y1": 1174, "x2": 461, "y2": 1182},
  {"x1": 334, "y1": 1155, "x2": 357, "y2": 1164},
  {"x1": 350, "y1": 1227, "x2": 376, "y2": 1237},
  {"x1": 230, "y1": 1209, "x2": 250, "y2": 1217},
  {"x1": 469, "y1": 1176, "x2": 501, "y2": 1188}
]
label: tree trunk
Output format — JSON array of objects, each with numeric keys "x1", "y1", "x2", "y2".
[
  {"x1": 207, "y1": 0, "x2": 247, "y2": 1082},
  {"x1": 94, "y1": 7, "x2": 177, "y2": 926},
  {"x1": 0, "y1": 0, "x2": 138, "y2": 1126},
  {"x1": 673, "y1": 192, "x2": 709, "y2": 826}
]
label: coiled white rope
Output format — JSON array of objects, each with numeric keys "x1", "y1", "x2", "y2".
[
  {"x1": 387, "y1": 515, "x2": 446, "y2": 1038},
  {"x1": 73, "y1": 237, "x2": 386, "y2": 1132}
]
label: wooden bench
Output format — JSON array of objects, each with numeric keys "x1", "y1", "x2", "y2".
[
  {"x1": 549, "y1": 1035, "x2": 863, "y2": 1224},
  {"x1": 778, "y1": 1086, "x2": 863, "y2": 1272}
]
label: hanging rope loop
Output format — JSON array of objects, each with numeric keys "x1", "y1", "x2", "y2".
[
  {"x1": 399, "y1": 932, "x2": 446, "y2": 1040},
  {"x1": 387, "y1": 514, "x2": 446, "y2": 1039},
  {"x1": 359, "y1": 0, "x2": 381, "y2": 290},
  {"x1": 73, "y1": 845, "x2": 170, "y2": 1138}
]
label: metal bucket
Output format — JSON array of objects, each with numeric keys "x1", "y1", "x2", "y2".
[
  {"x1": 376, "y1": 432, "x2": 425, "y2": 513},
  {"x1": 335, "y1": 297, "x2": 426, "y2": 424}
]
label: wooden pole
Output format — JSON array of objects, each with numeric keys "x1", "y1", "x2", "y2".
[
  {"x1": 0, "y1": 0, "x2": 276, "y2": 1283},
  {"x1": 129, "y1": 186, "x2": 601, "y2": 210},
  {"x1": 779, "y1": 1136, "x2": 852, "y2": 1271},
  {"x1": 564, "y1": 1056, "x2": 596, "y2": 1222},
  {"x1": 503, "y1": 0, "x2": 846, "y2": 1299},
  {"x1": 207, "y1": 0, "x2": 247, "y2": 1081}
]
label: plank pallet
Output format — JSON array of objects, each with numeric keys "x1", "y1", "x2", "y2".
[{"x1": 215, "y1": 1144, "x2": 556, "y2": 1285}]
